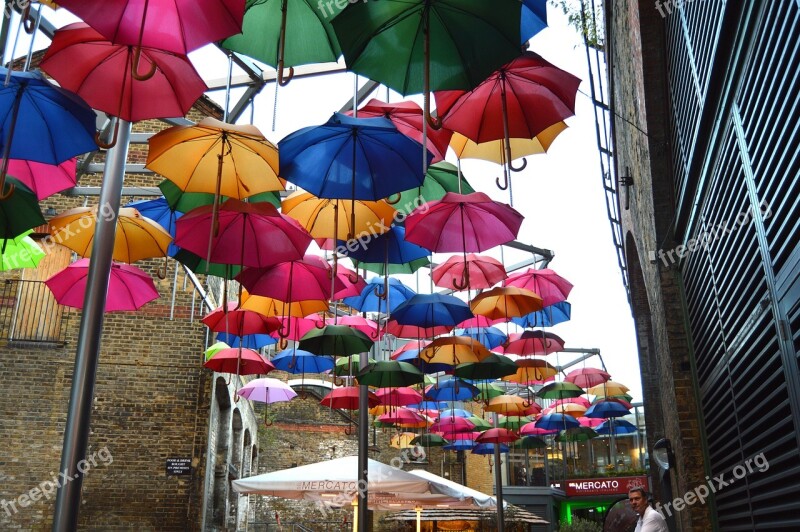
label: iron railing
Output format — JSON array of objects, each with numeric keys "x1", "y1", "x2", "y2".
[{"x1": 0, "y1": 279, "x2": 68, "y2": 345}]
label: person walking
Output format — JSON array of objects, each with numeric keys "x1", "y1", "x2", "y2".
[{"x1": 629, "y1": 487, "x2": 669, "y2": 532}]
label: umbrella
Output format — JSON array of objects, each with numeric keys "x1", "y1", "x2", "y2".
[
  {"x1": 578, "y1": 416, "x2": 604, "y2": 429},
  {"x1": 503, "y1": 331, "x2": 566, "y2": 356},
  {"x1": 503, "y1": 359, "x2": 558, "y2": 384},
  {"x1": 221, "y1": 0, "x2": 341, "y2": 84},
  {"x1": 543, "y1": 402, "x2": 587, "y2": 417},
  {"x1": 320, "y1": 386, "x2": 380, "y2": 410},
  {"x1": 333, "y1": 265, "x2": 367, "y2": 299},
  {"x1": 484, "y1": 395, "x2": 531, "y2": 415},
  {"x1": 449, "y1": 121, "x2": 568, "y2": 165},
  {"x1": 339, "y1": 226, "x2": 431, "y2": 269},
  {"x1": 455, "y1": 326, "x2": 507, "y2": 350},
  {"x1": 343, "y1": 277, "x2": 416, "y2": 314},
  {"x1": 537, "y1": 382, "x2": 585, "y2": 400},
  {"x1": 595, "y1": 419, "x2": 638, "y2": 436},
  {"x1": 472, "y1": 443, "x2": 509, "y2": 455},
  {"x1": 438, "y1": 408, "x2": 472, "y2": 419},
  {"x1": 430, "y1": 416, "x2": 476, "y2": 434},
  {"x1": 239, "y1": 292, "x2": 328, "y2": 319},
  {"x1": 279, "y1": 112, "x2": 430, "y2": 201},
  {"x1": 6, "y1": 158, "x2": 76, "y2": 200},
  {"x1": 386, "y1": 321, "x2": 453, "y2": 340},
  {"x1": 378, "y1": 408, "x2": 428, "y2": 428},
  {"x1": 390, "y1": 432, "x2": 419, "y2": 450},
  {"x1": 504, "y1": 268, "x2": 574, "y2": 307},
  {"x1": 512, "y1": 436, "x2": 547, "y2": 449},
  {"x1": 457, "y1": 316, "x2": 501, "y2": 329},
  {"x1": 0, "y1": 68, "x2": 97, "y2": 199},
  {"x1": 390, "y1": 161, "x2": 475, "y2": 216},
  {"x1": 0, "y1": 230, "x2": 44, "y2": 270},
  {"x1": 45, "y1": 258, "x2": 159, "y2": 312},
  {"x1": 587, "y1": 381, "x2": 631, "y2": 397},
  {"x1": 124, "y1": 197, "x2": 181, "y2": 257},
  {"x1": 411, "y1": 434, "x2": 450, "y2": 447},
  {"x1": 205, "y1": 341, "x2": 230, "y2": 362},
  {"x1": 175, "y1": 199, "x2": 312, "y2": 268},
  {"x1": 496, "y1": 416, "x2": 533, "y2": 431},
  {"x1": 237, "y1": 377, "x2": 298, "y2": 424},
  {"x1": 418, "y1": 337, "x2": 493, "y2": 367},
  {"x1": 555, "y1": 427, "x2": 598, "y2": 443},
  {"x1": 216, "y1": 332, "x2": 277, "y2": 349},
  {"x1": 334, "y1": 355, "x2": 376, "y2": 377},
  {"x1": 271, "y1": 348, "x2": 334, "y2": 374},
  {"x1": 173, "y1": 249, "x2": 242, "y2": 279},
  {"x1": 268, "y1": 315, "x2": 324, "y2": 342},
  {"x1": 519, "y1": 423, "x2": 558, "y2": 436},
  {"x1": 57, "y1": 0, "x2": 245, "y2": 55},
  {"x1": 453, "y1": 354, "x2": 518, "y2": 381},
  {"x1": 327, "y1": 316, "x2": 380, "y2": 340},
  {"x1": 470, "y1": 286, "x2": 543, "y2": 321},
  {"x1": 346, "y1": 99, "x2": 453, "y2": 163},
  {"x1": 565, "y1": 367, "x2": 611, "y2": 389},
  {"x1": 425, "y1": 379, "x2": 480, "y2": 402},
  {"x1": 358, "y1": 361, "x2": 424, "y2": 388},
  {"x1": 443, "y1": 440, "x2": 475, "y2": 451},
  {"x1": 359, "y1": 257, "x2": 431, "y2": 277},
  {"x1": 512, "y1": 301, "x2": 572, "y2": 328},
  {"x1": 535, "y1": 413, "x2": 580, "y2": 431},
  {"x1": 49, "y1": 206, "x2": 173, "y2": 264},
  {"x1": 375, "y1": 387, "x2": 423, "y2": 407},
  {"x1": 298, "y1": 325, "x2": 374, "y2": 356},
  {"x1": 204, "y1": 347, "x2": 275, "y2": 375},
  {"x1": 40, "y1": 22, "x2": 207, "y2": 140},
  {"x1": 475, "y1": 428, "x2": 519, "y2": 444},
  {"x1": 202, "y1": 302, "x2": 282, "y2": 336},
  {"x1": 159, "y1": 179, "x2": 281, "y2": 213},
  {"x1": 236, "y1": 254, "x2": 340, "y2": 301},
  {"x1": 584, "y1": 400, "x2": 631, "y2": 419},
  {"x1": 391, "y1": 294, "x2": 473, "y2": 329},
  {"x1": 282, "y1": 191, "x2": 396, "y2": 242},
  {"x1": 433, "y1": 254, "x2": 507, "y2": 291}
]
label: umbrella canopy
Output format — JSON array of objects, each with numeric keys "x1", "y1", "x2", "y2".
[
  {"x1": 470, "y1": 286, "x2": 543, "y2": 321},
  {"x1": 472, "y1": 443, "x2": 510, "y2": 455},
  {"x1": 202, "y1": 302, "x2": 282, "y2": 336},
  {"x1": 279, "y1": 113, "x2": 430, "y2": 200},
  {"x1": 535, "y1": 412, "x2": 580, "y2": 431},
  {"x1": 124, "y1": 197, "x2": 181, "y2": 257},
  {"x1": 584, "y1": 400, "x2": 631, "y2": 419},
  {"x1": 378, "y1": 408, "x2": 428, "y2": 428},
  {"x1": 282, "y1": 191, "x2": 396, "y2": 242},
  {"x1": 358, "y1": 257, "x2": 431, "y2": 277},
  {"x1": 335, "y1": 355, "x2": 376, "y2": 377},
  {"x1": 425, "y1": 379, "x2": 480, "y2": 401},
  {"x1": 57, "y1": 0, "x2": 245, "y2": 55},
  {"x1": 443, "y1": 440, "x2": 475, "y2": 451},
  {"x1": 7, "y1": 158, "x2": 76, "y2": 200},
  {"x1": 503, "y1": 359, "x2": 558, "y2": 384},
  {"x1": 386, "y1": 321, "x2": 453, "y2": 340},
  {"x1": 411, "y1": 434, "x2": 450, "y2": 447},
  {"x1": 236, "y1": 254, "x2": 340, "y2": 301},
  {"x1": 342, "y1": 277, "x2": 416, "y2": 314},
  {"x1": 271, "y1": 348, "x2": 334, "y2": 374},
  {"x1": 391, "y1": 293, "x2": 473, "y2": 329},
  {"x1": 217, "y1": 332, "x2": 277, "y2": 349},
  {"x1": 298, "y1": 325, "x2": 374, "y2": 356},
  {"x1": 174, "y1": 248, "x2": 242, "y2": 279},
  {"x1": 390, "y1": 432, "x2": 419, "y2": 449},
  {"x1": 565, "y1": 367, "x2": 611, "y2": 389},
  {"x1": 40, "y1": 22, "x2": 207, "y2": 123},
  {"x1": 327, "y1": 316, "x2": 380, "y2": 340},
  {"x1": 474, "y1": 383, "x2": 510, "y2": 403},
  {"x1": 175, "y1": 199, "x2": 312, "y2": 268},
  {"x1": 595, "y1": 419, "x2": 638, "y2": 436},
  {"x1": 503, "y1": 331, "x2": 565, "y2": 356},
  {"x1": 476, "y1": 428, "x2": 519, "y2": 444},
  {"x1": 205, "y1": 341, "x2": 230, "y2": 362},
  {"x1": 512, "y1": 301, "x2": 572, "y2": 328},
  {"x1": 512, "y1": 436, "x2": 548, "y2": 449},
  {"x1": 391, "y1": 161, "x2": 476, "y2": 216},
  {"x1": 555, "y1": 427, "x2": 599, "y2": 443},
  {"x1": 453, "y1": 354, "x2": 518, "y2": 381},
  {"x1": 160, "y1": 178, "x2": 281, "y2": 212},
  {"x1": 268, "y1": 315, "x2": 324, "y2": 342},
  {"x1": 504, "y1": 268, "x2": 574, "y2": 307},
  {"x1": 537, "y1": 381, "x2": 585, "y2": 400},
  {"x1": 45, "y1": 258, "x2": 159, "y2": 312},
  {"x1": 484, "y1": 395, "x2": 531, "y2": 415},
  {"x1": 320, "y1": 386, "x2": 380, "y2": 410},
  {"x1": 339, "y1": 226, "x2": 431, "y2": 266},
  {"x1": 49, "y1": 206, "x2": 173, "y2": 263},
  {"x1": 587, "y1": 381, "x2": 631, "y2": 397},
  {"x1": 358, "y1": 360, "x2": 424, "y2": 388},
  {"x1": 240, "y1": 291, "x2": 328, "y2": 318},
  {"x1": 433, "y1": 254, "x2": 507, "y2": 291},
  {"x1": 333, "y1": 265, "x2": 367, "y2": 299},
  {"x1": 0, "y1": 230, "x2": 44, "y2": 270},
  {"x1": 430, "y1": 416, "x2": 476, "y2": 434},
  {"x1": 375, "y1": 387, "x2": 423, "y2": 407},
  {"x1": 419, "y1": 336, "x2": 493, "y2": 366},
  {"x1": 238, "y1": 377, "x2": 298, "y2": 403},
  {"x1": 204, "y1": 347, "x2": 275, "y2": 375},
  {"x1": 496, "y1": 416, "x2": 533, "y2": 431},
  {"x1": 449, "y1": 121, "x2": 568, "y2": 164}
]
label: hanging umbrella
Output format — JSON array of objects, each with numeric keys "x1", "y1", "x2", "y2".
[
  {"x1": 375, "y1": 387, "x2": 423, "y2": 407},
  {"x1": 503, "y1": 359, "x2": 558, "y2": 385},
  {"x1": 239, "y1": 292, "x2": 328, "y2": 319},
  {"x1": 453, "y1": 354, "x2": 518, "y2": 381},
  {"x1": 565, "y1": 367, "x2": 611, "y2": 389},
  {"x1": 391, "y1": 294, "x2": 474, "y2": 330},
  {"x1": 578, "y1": 416, "x2": 604, "y2": 429},
  {"x1": 457, "y1": 316, "x2": 502, "y2": 329},
  {"x1": 470, "y1": 287, "x2": 543, "y2": 321},
  {"x1": 512, "y1": 436, "x2": 547, "y2": 449},
  {"x1": 237, "y1": 377, "x2": 298, "y2": 425},
  {"x1": 521, "y1": 0, "x2": 548, "y2": 41},
  {"x1": 587, "y1": 381, "x2": 630, "y2": 397},
  {"x1": 6, "y1": 158, "x2": 76, "y2": 200},
  {"x1": 503, "y1": 331, "x2": 565, "y2": 356},
  {"x1": 425, "y1": 379, "x2": 480, "y2": 402},
  {"x1": 466, "y1": 416, "x2": 493, "y2": 431},
  {"x1": 504, "y1": 268, "x2": 574, "y2": 307},
  {"x1": 484, "y1": 395, "x2": 531, "y2": 415},
  {"x1": 454, "y1": 326, "x2": 507, "y2": 350},
  {"x1": 271, "y1": 348, "x2": 334, "y2": 374},
  {"x1": 204, "y1": 347, "x2": 275, "y2": 375},
  {"x1": 0, "y1": 230, "x2": 44, "y2": 270},
  {"x1": 57, "y1": 0, "x2": 245, "y2": 55},
  {"x1": 331, "y1": 0, "x2": 523, "y2": 126},
  {"x1": 512, "y1": 301, "x2": 572, "y2": 328},
  {"x1": 430, "y1": 416, "x2": 476, "y2": 434},
  {"x1": 595, "y1": 419, "x2": 638, "y2": 436},
  {"x1": 472, "y1": 443, "x2": 510, "y2": 455},
  {"x1": 443, "y1": 440, "x2": 475, "y2": 451},
  {"x1": 320, "y1": 386, "x2": 380, "y2": 409},
  {"x1": 45, "y1": 258, "x2": 159, "y2": 312},
  {"x1": 202, "y1": 302, "x2": 282, "y2": 336},
  {"x1": 418, "y1": 337, "x2": 493, "y2": 367},
  {"x1": 0, "y1": 68, "x2": 97, "y2": 198},
  {"x1": 298, "y1": 325, "x2": 374, "y2": 356},
  {"x1": 358, "y1": 257, "x2": 431, "y2": 277},
  {"x1": 174, "y1": 249, "x2": 242, "y2": 279},
  {"x1": 519, "y1": 423, "x2": 558, "y2": 436},
  {"x1": 217, "y1": 331, "x2": 277, "y2": 349},
  {"x1": 378, "y1": 408, "x2": 428, "y2": 427},
  {"x1": 342, "y1": 277, "x2": 416, "y2": 314},
  {"x1": 236, "y1": 255, "x2": 340, "y2": 301},
  {"x1": 537, "y1": 382, "x2": 585, "y2": 401},
  {"x1": 433, "y1": 254, "x2": 507, "y2": 291},
  {"x1": 40, "y1": 22, "x2": 207, "y2": 143},
  {"x1": 333, "y1": 265, "x2": 367, "y2": 299},
  {"x1": 584, "y1": 400, "x2": 631, "y2": 419},
  {"x1": 555, "y1": 427, "x2": 599, "y2": 443},
  {"x1": 159, "y1": 179, "x2": 281, "y2": 213},
  {"x1": 411, "y1": 434, "x2": 450, "y2": 447},
  {"x1": 475, "y1": 428, "x2": 519, "y2": 444},
  {"x1": 175, "y1": 199, "x2": 312, "y2": 268},
  {"x1": 339, "y1": 226, "x2": 431, "y2": 271},
  {"x1": 496, "y1": 416, "x2": 533, "y2": 431},
  {"x1": 358, "y1": 360, "x2": 424, "y2": 388},
  {"x1": 449, "y1": 121, "x2": 568, "y2": 165},
  {"x1": 390, "y1": 161, "x2": 475, "y2": 216},
  {"x1": 221, "y1": 0, "x2": 341, "y2": 84},
  {"x1": 543, "y1": 402, "x2": 587, "y2": 417},
  {"x1": 535, "y1": 413, "x2": 580, "y2": 431},
  {"x1": 390, "y1": 432, "x2": 419, "y2": 450},
  {"x1": 386, "y1": 321, "x2": 453, "y2": 340},
  {"x1": 124, "y1": 197, "x2": 182, "y2": 257},
  {"x1": 49, "y1": 206, "x2": 173, "y2": 264},
  {"x1": 438, "y1": 408, "x2": 472, "y2": 419},
  {"x1": 391, "y1": 340, "x2": 431, "y2": 359},
  {"x1": 334, "y1": 355, "x2": 376, "y2": 377},
  {"x1": 205, "y1": 341, "x2": 230, "y2": 362},
  {"x1": 268, "y1": 315, "x2": 324, "y2": 342},
  {"x1": 346, "y1": 99, "x2": 453, "y2": 163}
]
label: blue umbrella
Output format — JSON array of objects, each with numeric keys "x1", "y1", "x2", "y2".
[
  {"x1": 455, "y1": 326, "x2": 507, "y2": 349},
  {"x1": 536, "y1": 412, "x2": 580, "y2": 431},
  {"x1": 271, "y1": 349, "x2": 335, "y2": 374},
  {"x1": 595, "y1": 419, "x2": 638, "y2": 436},
  {"x1": 472, "y1": 443, "x2": 509, "y2": 455},
  {"x1": 425, "y1": 378, "x2": 480, "y2": 401},
  {"x1": 216, "y1": 332, "x2": 277, "y2": 349},
  {"x1": 521, "y1": 0, "x2": 548, "y2": 42},
  {"x1": 408, "y1": 401, "x2": 449, "y2": 411},
  {"x1": 391, "y1": 293, "x2": 473, "y2": 329},
  {"x1": 584, "y1": 400, "x2": 631, "y2": 419},
  {"x1": 279, "y1": 112, "x2": 431, "y2": 200},
  {"x1": 439, "y1": 408, "x2": 472, "y2": 419},
  {"x1": 340, "y1": 226, "x2": 430, "y2": 265},
  {"x1": 125, "y1": 197, "x2": 182, "y2": 256},
  {"x1": 0, "y1": 68, "x2": 97, "y2": 197},
  {"x1": 343, "y1": 277, "x2": 416, "y2": 313},
  {"x1": 512, "y1": 301, "x2": 572, "y2": 328},
  {"x1": 443, "y1": 440, "x2": 475, "y2": 451}
]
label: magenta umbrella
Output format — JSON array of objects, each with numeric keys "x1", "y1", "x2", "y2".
[
  {"x1": 202, "y1": 302, "x2": 282, "y2": 336},
  {"x1": 334, "y1": 264, "x2": 367, "y2": 299},
  {"x1": 502, "y1": 331, "x2": 565, "y2": 356},
  {"x1": 45, "y1": 258, "x2": 158, "y2": 312},
  {"x1": 375, "y1": 387, "x2": 423, "y2": 408},
  {"x1": 268, "y1": 315, "x2": 324, "y2": 342},
  {"x1": 432, "y1": 253, "x2": 507, "y2": 291},
  {"x1": 327, "y1": 315, "x2": 380, "y2": 339},
  {"x1": 236, "y1": 255, "x2": 342, "y2": 301},
  {"x1": 378, "y1": 408, "x2": 427, "y2": 426},
  {"x1": 175, "y1": 199, "x2": 312, "y2": 268},
  {"x1": 565, "y1": 368, "x2": 611, "y2": 389},
  {"x1": 386, "y1": 321, "x2": 453, "y2": 339},
  {"x1": 430, "y1": 416, "x2": 475, "y2": 434},
  {"x1": 504, "y1": 268, "x2": 574, "y2": 306},
  {"x1": 8, "y1": 158, "x2": 76, "y2": 200}
]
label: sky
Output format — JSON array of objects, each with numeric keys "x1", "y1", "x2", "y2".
[{"x1": 8, "y1": 3, "x2": 642, "y2": 403}]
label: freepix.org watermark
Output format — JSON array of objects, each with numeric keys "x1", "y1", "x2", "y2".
[
  {"x1": 316, "y1": 0, "x2": 377, "y2": 19},
  {"x1": 654, "y1": 0, "x2": 705, "y2": 18},
  {"x1": 649, "y1": 199, "x2": 772, "y2": 268},
  {"x1": 334, "y1": 195, "x2": 429, "y2": 257},
  {"x1": 656, "y1": 452, "x2": 769, "y2": 518},
  {"x1": 1, "y1": 447, "x2": 114, "y2": 517}
]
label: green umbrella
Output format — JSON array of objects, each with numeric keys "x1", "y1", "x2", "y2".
[
  {"x1": 467, "y1": 416, "x2": 492, "y2": 431},
  {"x1": 497, "y1": 415, "x2": 533, "y2": 431},
  {"x1": 221, "y1": 0, "x2": 342, "y2": 85},
  {"x1": 300, "y1": 325, "x2": 374, "y2": 356},
  {"x1": 174, "y1": 248, "x2": 243, "y2": 279},
  {"x1": 359, "y1": 257, "x2": 430, "y2": 276},
  {"x1": 411, "y1": 433, "x2": 450, "y2": 447},
  {"x1": 1, "y1": 230, "x2": 45, "y2": 270},
  {"x1": 0, "y1": 177, "x2": 45, "y2": 239},
  {"x1": 334, "y1": 354, "x2": 376, "y2": 376},
  {"x1": 159, "y1": 179, "x2": 281, "y2": 213},
  {"x1": 537, "y1": 381, "x2": 585, "y2": 400},
  {"x1": 555, "y1": 427, "x2": 599, "y2": 443},
  {"x1": 358, "y1": 360, "x2": 424, "y2": 388},
  {"x1": 390, "y1": 162, "x2": 475, "y2": 215},
  {"x1": 204, "y1": 341, "x2": 231, "y2": 362},
  {"x1": 454, "y1": 353, "x2": 517, "y2": 380},
  {"x1": 474, "y1": 382, "x2": 505, "y2": 401},
  {"x1": 512, "y1": 436, "x2": 548, "y2": 449}
]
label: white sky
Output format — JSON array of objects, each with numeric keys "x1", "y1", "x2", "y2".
[{"x1": 10, "y1": 3, "x2": 641, "y2": 403}]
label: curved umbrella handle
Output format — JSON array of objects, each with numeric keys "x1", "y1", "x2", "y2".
[
  {"x1": 0, "y1": 173, "x2": 15, "y2": 200},
  {"x1": 386, "y1": 193, "x2": 402, "y2": 205},
  {"x1": 344, "y1": 423, "x2": 354, "y2": 436},
  {"x1": 373, "y1": 284, "x2": 388, "y2": 300},
  {"x1": 131, "y1": 46, "x2": 157, "y2": 81},
  {"x1": 156, "y1": 255, "x2": 168, "y2": 280},
  {"x1": 315, "y1": 319, "x2": 326, "y2": 330},
  {"x1": 264, "y1": 409, "x2": 274, "y2": 426},
  {"x1": 452, "y1": 265, "x2": 470, "y2": 291},
  {"x1": 425, "y1": 109, "x2": 443, "y2": 130},
  {"x1": 333, "y1": 375, "x2": 345, "y2": 387},
  {"x1": 495, "y1": 171, "x2": 510, "y2": 191},
  {"x1": 522, "y1": 399, "x2": 532, "y2": 408},
  {"x1": 94, "y1": 119, "x2": 120, "y2": 150},
  {"x1": 234, "y1": 391, "x2": 241, "y2": 404},
  {"x1": 22, "y1": 4, "x2": 35, "y2": 34},
  {"x1": 347, "y1": 261, "x2": 361, "y2": 284},
  {"x1": 278, "y1": 337, "x2": 289, "y2": 351},
  {"x1": 510, "y1": 157, "x2": 528, "y2": 173},
  {"x1": 277, "y1": 61, "x2": 295, "y2": 87}
]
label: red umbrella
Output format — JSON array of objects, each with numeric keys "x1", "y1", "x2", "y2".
[
  {"x1": 390, "y1": 340, "x2": 431, "y2": 359},
  {"x1": 57, "y1": 0, "x2": 245, "y2": 55},
  {"x1": 327, "y1": 315, "x2": 380, "y2": 339},
  {"x1": 386, "y1": 321, "x2": 453, "y2": 339},
  {"x1": 504, "y1": 268, "x2": 574, "y2": 307},
  {"x1": 175, "y1": 199, "x2": 312, "y2": 268},
  {"x1": 432, "y1": 253, "x2": 507, "y2": 291},
  {"x1": 378, "y1": 408, "x2": 427, "y2": 426},
  {"x1": 334, "y1": 264, "x2": 367, "y2": 299},
  {"x1": 203, "y1": 347, "x2": 275, "y2": 375},
  {"x1": 45, "y1": 258, "x2": 158, "y2": 312},
  {"x1": 520, "y1": 423, "x2": 558, "y2": 436},
  {"x1": 40, "y1": 22, "x2": 207, "y2": 135},
  {"x1": 430, "y1": 416, "x2": 475, "y2": 434},
  {"x1": 565, "y1": 368, "x2": 611, "y2": 389},
  {"x1": 475, "y1": 428, "x2": 519, "y2": 444},
  {"x1": 236, "y1": 255, "x2": 343, "y2": 301},
  {"x1": 202, "y1": 302, "x2": 282, "y2": 336},
  {"x1": 375, "y1": 387, "x2": 423, "y2": 407},
  {"x1": 7, "y1": 158, "x2": 76, "y2": 200},
  {"x1": 268, "y1": 315, "x2": 324, "y2": 342},
  {"x1": 503, "y1": 331, "x2": 565, "y2": 356},
  {"x1": 320, "y1": 386, "x2": 380, "y2": 410},
  {"x1": 456, "y1": 315, "x2": 502, "y2": 329},
  {"x1": 346, "y1": 99, "x2": 453, "y2": 163}
]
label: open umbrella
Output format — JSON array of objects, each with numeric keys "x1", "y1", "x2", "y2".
[
  {"x1": 271, "y1": 348, "x2": 334, "y2": 374},
  {"x1": 433, "y1": 254, "x2": 507, "y2": 291},
  {"x1": 453, "y1": 354, "x2": 518, "y2": 381},
  {"x1": 425, "y1": 379, "x2": 480, "y2": 402},
  {"x1": 237, "y1": 377, "x2": 297, "y2": 425},
  {"x1": 391, "y1": 294, "x2": 474, "y2": 330},
  {"x1": 375, "y1": 387, "x2": 423, "y2": 408},
  {"x1": 282, "y1": 191, "x2": 396, "y2": 242},
  {"x1": 159, "y1": 179, "x2": 281, "y2": 213},
  {"x1": 504, "y1": 268, "x2": 574, "y2": 307},
  {"x1": 320, "y1": 386, "x2": 380, "y2": 410},
  {"x1": 45, "y1": 258, "x2": 159, "y2": 312},
  {"x1": 0, "y1": 180, "x2": 46, "y2": 239},
  {"x1": 236, "y1": 254, "x2": 340, "y2": 301},
  {"x1": 512, "y1": 301, "x2": 572, "y2": 328},
  {"x1": 419, "y1": 337, "x2": 493, "y2": 367},
  {"x1": 202, "y1": 302, "x2": 282, "y2": 336},
  {"x1": 503, "y1": 331, "x2": 565, "y2": 356},
  {"x1": 240, "y1": 292, "x2": 328, "y2": 319},
  {"x1": 343, "y1": 277, "x2": 416, "y2": 314},
  {"x1": 455, "y1": 326, "x2": 507, "y2": 350},
  {"x1": 298, "y1": 325, "x2": 374, "y2": 356},
  {"x1": 449, "y1": 121, "x2": 568, "y2": 165},
  {"x1": 595, "y1": 419, "x2": 637, "y2": 436},
  {"x1": 584, "y1": 400, "x2": 631, "y2": 419},
  {"x1": 358, "y1": 360, "x2": 424, "y2": 388},
  {"x1": 0, "y1": 230, "x2": 44, "y2": 270},
  {"x1": 124, "y1": 197, "x2": 181, "y2": 257},
  {"x1": 6, "y1": 158, "x2": 76, "y2": 200},
  {"x1": 217, "y1": 332, "x2": 277, "y2": 350},
  {"x1": 565, "y1": 367, "x2": 611, "y2": 389},
  {"x1": 537, "y1": 382, "x2": 585, "y2": 401},
  {"x1": 470, "y1": 286, "x2": 543, "y2": 321},
  {"x1": 476, "y1": 428, "x2": 519, "y2": 444},
  {"x1": 204, "y1": 347, "x2": 275, "y2": 375},
  {"x1": 503, "y1": 359, "x2": 558, "y2": 384},
  {"x1": 390, "y1": 161, "x2": 476, "y2": 216},
  {"x1": 334, "y1": 354, "x2": 376, "y2": 378},
  {"x1": 411, "y1": 434, "x2": 450, "y2": 447}
]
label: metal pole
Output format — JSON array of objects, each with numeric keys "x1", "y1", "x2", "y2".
[
  {"x1": 358, "y1": 348, "x2": 369, "y2": 531},
  {"x1": 52, "y1": 119, "x2": 132, "y2": 532},
  {"x1": 492, "y1": 413, "x2": 505, "y2": 532}
]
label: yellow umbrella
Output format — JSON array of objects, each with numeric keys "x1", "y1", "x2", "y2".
[
  {"x1": 390, "y1": 432, "x2": 419, "y2": 449},
  {"x1": 587, "y1": 381, "x2": 630, "y2": 397},
  {"x1": 470, "y1": 286, "x2": 543, "y2": 320},
  {"x1": 483, "y1": 395, "x2": 530, "y2": 415},
  {"x1": 281, "y1": 191, "x2": 396, "y2": 242},
  {"x1": 450, "y1": 121, "x2": 568, "y2": 164},
  {"x1": 418, "y1": 336, "x2": 493, "y2": 366},
  {"x1": 502, "y1": 358, "x2": 558, "y2": 384},
  {"x1": 240, "y1": 290, "x2": 328, "y2": 318},
  {"x1": 49, "y1": 206, "x2": 172, "y2": 263},
  {"x1": 544, "y1": 402, "x2": 587, "y2": 417}
]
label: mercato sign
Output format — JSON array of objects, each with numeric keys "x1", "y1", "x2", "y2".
[{"x1": 553, "y1": 476, "x2": 649, "y2": 497}]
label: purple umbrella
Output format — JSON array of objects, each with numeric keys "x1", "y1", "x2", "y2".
[{"x1": 237, "y1": 377, "x2": 298, "y2": 425}]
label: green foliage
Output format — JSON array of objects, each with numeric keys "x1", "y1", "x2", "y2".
[
  {"x1": 560, "y1": 517, "x2": 604, "y2": 532},
  {"x1": 549, "y1": 0, "x2": 605, "y2": 50}
]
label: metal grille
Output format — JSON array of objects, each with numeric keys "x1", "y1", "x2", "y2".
[{"x1": 0, "y1": 279, "x2": 67, "y2": 344}]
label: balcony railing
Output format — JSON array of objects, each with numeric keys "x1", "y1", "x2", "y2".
[{"x1": 0, "y1": 279, "x2": 68, "y2": 345}]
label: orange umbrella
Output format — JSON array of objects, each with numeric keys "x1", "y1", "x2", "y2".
[
  {"x1": 418, "y1": 336, "x2": 493, "y2": 366},
  {"x1": 483, "y1": 395, "x2": 531, "y2": 415},
  {"x1": 502, "y1": 358, "x2": 558, "y2": 384},
  {"x1": 470, "y1": 286, "x2": 543, "y2": 320},
  {"x1": 281, "y1": 191, "x2": 396, "y2": 242},
  {"x1": 239, "y1": 291, "x2": 328, "y2": 318}
]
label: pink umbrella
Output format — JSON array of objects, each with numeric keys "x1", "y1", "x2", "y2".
[
  {"x1": 236, "y1": 255, "x2": 343, "y2": 301},
  {"x1": 334, "y1": 264, "x2": 367, "y2": 299},
  {"x1": 456, "y1": 315, "x2": 502, "y2": 329},
  {"x1": 175, "y1": 199, "x2": 312, "y2": 268},
  {"x1": 578, "y1": 416, "x2": 604, "y2": 428},
  {"x1": 8, "y1": 158, "x2": 76, "y2": 200},
  {"x1": 553, "y1": 397, "x2": 592, "y2": 409},
  {"x1": 386, "y1": 321, "x2": 453, "y2": 339},
  {"x1": 45, "y1": 258, "x2": 158, "y2": 312},
  {"x1": 237, "y1": 377, "x2": 297, "y2": 425},
  {"x1": 202, "y1": 302, "x2": 281, "y2": 336},
  {"x1": 378, "y1": 408, "x2": 427, "y2": 426},
  {"x1": 520, "y1": 423, "x2": 559, "y2": 436},
  {"x1": 503, "y1": 331, "x2": 565, "y2": 356},
  {"x1": 268, "y1": 315, "x2": 324, "y2": 342},
  {"x1": 203, "y1": 347, "x2": 275, "y2": 375},
  {"x1": 433, "y1": 253, "x2": 507, "y2": 291},
  {"x1": 375, "y1": 387, "x2": 423, "y2": 407},
  {"x1": 565, "y1": 368, "x2": 611, "y2": 389},
  {"x1": 390, "y1": 340, "x2": 431, "y2": 359},
  {"x1": 444, "y1": 431, "x2": 482, "y2": 440},
  {"x1": 327, "y1": 315, "x2": 380, "y2": 339},
  {"x1": 504, "y1": 268, "x2": 574, "y2": 306},
  {"x1": 430, "y1": 416, "x2": 475, "y2": 433}
]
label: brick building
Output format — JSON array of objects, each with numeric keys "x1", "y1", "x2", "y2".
[{"x1": 607, "y1": 0, "x2": 800, "y2": 529}]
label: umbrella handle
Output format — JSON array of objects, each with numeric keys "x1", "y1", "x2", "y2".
[
  {"x1": 277, "y1": 61, "x2": 295, "y2": 87},
  {"x1": 495, "y1": 171, "x2": 510, "y2": 191},
  {"x1": 278, "y1": 337, "x2": 289, "y2": 350},
  {"x1": 264, "y1": 408, "x2": 273, "y2": 426},
  {"x1": 452, "y1": 265, "x2": 470, "y2": 291},
  {"x1": 95, "y1": 119, "x2": 120, "y2": 150},
  {"x1": 315, "y1": 319, "x2": 326, "y2": 330},
  {"x1": 347, "y1": 262, "x2": 360, "y2": 284},
  {"x1": 333, "y1": 375, "x2": 345, "y2": 387},
  {"x1": 344, "y1": 423, "x2": 354, "y2": 435},
  {"x1": 21, "y1": 4, "x2": 35, "y2": 34},
  {"x1": 373, "y1": 284, "x2": 387, "y2": 300},
  {"x1": 0, "y1": 174, "x2": 14, "y2": 200},
  {"x1": 131, "y1": 46, "x2": 157, "y2": 81},
  {"x1": 385, "y1": 193, "x2": 401, "y2": 205},
  {"x1": 156, "y1": 255, "x2": 168, "y2": 280},
  {"x1": 510, "y1": 157, "x2": 528, "y2": 173}
]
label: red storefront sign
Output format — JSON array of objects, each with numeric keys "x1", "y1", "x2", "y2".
[{"x1": 559, "y1": 476, "x2": 648, "y2": 497}]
